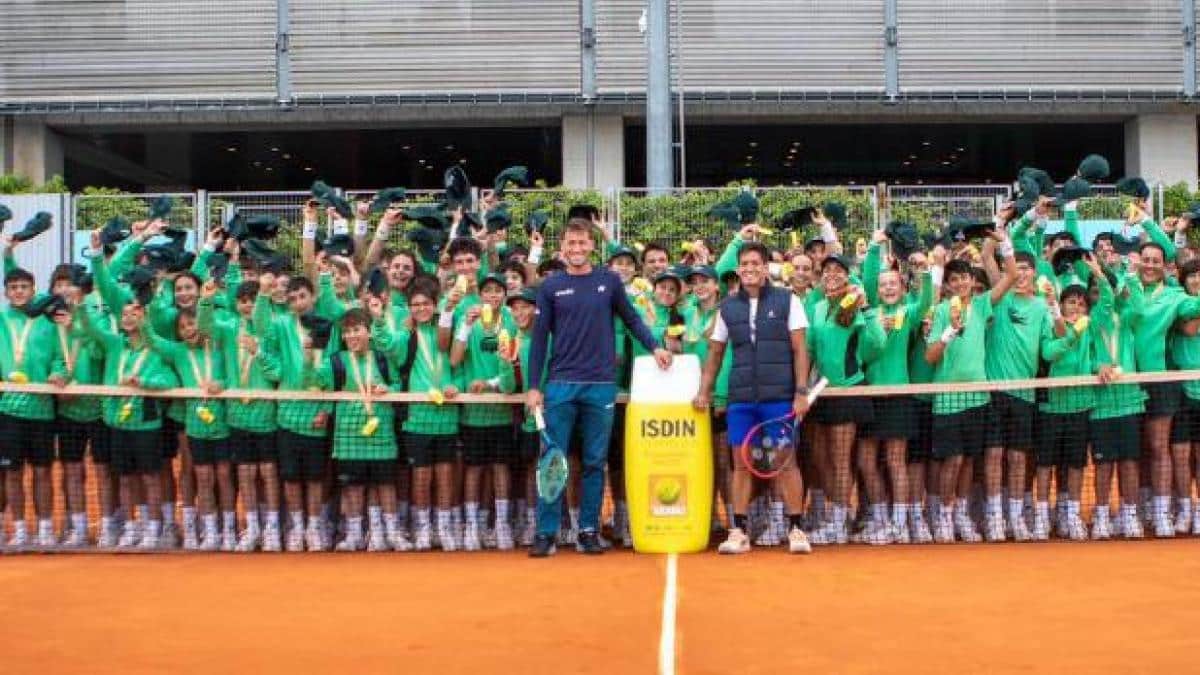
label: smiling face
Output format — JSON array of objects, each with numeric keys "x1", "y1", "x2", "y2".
[
  {"x1": 790, "y1": 254, "x2": 814, "y2": 295},
  {"x1": 821, "y1": 261, "x2": 849, "y2": 295},
  {"x1": 737, "y1": 248, "x2": 767, "y2": 291},
  {"x1": 1014, "y1": 260, "x2": 1035, "y2": 295},
  {"x1": 480, "y1": 281, "x2": 506, "y2": 309},
  {"x1": 4, "y1": 278, "x2": 33, "y2": 308},
  {"x1": 120, "y1": 302, "x2": 145, "y2": 334},
  {"x1": 388, "y1": 253, "x2": 415, "y2": 290},
  {"x1": 560, "y1": 228, "x2": 595, "y2": 270},
  {"x1": 654, "y1": 279, "x2": 680, "y2": 308},
  {"x1": 408, "y1": 292, "x2": 436, "y2": 324},
  {"x1": 878, "y1": 270, "x2": 905, "y2": 305},
  {"x1": 452, "y1": 251, "x2": 480, "y2": 278},
  {"x1": 287, "y1": 286, "x2": 314, "y2": 315},
  {"x1": 342, "y1": 322, "x2": 370, "y2": 354},
  {"x1": 689, "y1": 275, "x2": 717, "y2": 304},
  {"x1": 1061, "y1": 292, "x2": 1087, "y2": 321},
  {"x1": 177, "y1": 313, "x2": 200, "y2": 346},
  {"x1": 509, "y1": 299, "x2": 536, "y2": 330},
  {"x1": 609, "y1": 255, "x2": 637, "y2": 285},
  {"x1": 642, "y1": 249, "x2": 669, "y2": 277},
  {"x1": 1140, "y1": 246, "x2": 1165, "y2": 285},
  {"x1": 174, "y1": 275, "x2": 199, "y2": 310},
  {"x1": 948, "y1": 271, "x2": 974, "y2": 300}
]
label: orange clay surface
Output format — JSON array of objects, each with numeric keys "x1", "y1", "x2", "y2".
[{"x1": 3, "y1": 540, "x2": 1200, "y2": 674}]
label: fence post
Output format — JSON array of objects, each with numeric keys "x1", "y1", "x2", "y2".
[
  {"x1": 1184, "y1": 0, "x2": 1197, "y2": 97},
  {"x1": 875, "y1": 182, "x2": 887, "y2": 227},
  {"x1": 195, "y1": 190, "x2": 207, "y2": 244},
  {"x1": 1157, "y1": 182, "x2": 1165, "y2": 221}
]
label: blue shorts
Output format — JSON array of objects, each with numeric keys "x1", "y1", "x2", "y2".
[{"x1": 726, "y1": 400, "x2": 794, "y2": 448}]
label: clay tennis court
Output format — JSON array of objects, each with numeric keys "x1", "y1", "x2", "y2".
[{"x1": 4, "y1": 540, "x2": 1198, "y2": 674}]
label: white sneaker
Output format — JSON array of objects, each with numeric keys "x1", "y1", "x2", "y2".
[
  {"x1": 305, "y1": 524, "x2": 324, "y2": 552},
  {"x1": 413, "y1": 523, "x2": 432, "y2": 551},
  {"x1": 235, "y1": 529, "x2": 261, "y2": 553},
  {"x1": 36, "y1": 528, "x2": 58, "y2": 548},
  {"x1": 1055, "y1": 508, "x2": 1070, "y2": 539},
  {"x1": 933, "y1": 512, "x2": 954, "y2": 544},
  {"x1": 863, "y1": 521, "x2": 893, "y2": 546},
  {"x1": 388, "y1": 527, "x2": 414, "y2": 552},
  {"x1": 1010, "y1": 514, "x2": 1033, "y2": 542},
  {"x1": 1124, "y1": 512, "x2": 1145, "y2": 539},
  {"x1": 557, "y1": 526, "x2": 577, "y2": 546},
  {"x1": 220, "y1": 529, "x2": 236, "y2": 552},
  {"x1": 754, "y1": 527, "x2": 781, "y2": 547},
  {"x1": 1065, "y1": 513, "x2": 1088, "y2": 541},
  {"x1": 1177, "y1": 506, "x2": 1193, "y2": 535},
  {"x1": 262, "y1": 525, "x2": 282, "y2": 552},
  {"x1": 139, "y1": 528, "x2": 158, "y2": 550},
  {"x1": 200, "y1": 531, "x2": 221, "y2": 551},
  {"x1": 954, "y1": 512, "x2": 982, "y2": 543},
  {"x1": 367, "y1": 528, "x2": 388, "y2": 552},
  {"x1": 481, "y1": 527, "x2": 497, "y2": 550},
  {"x1": 494, "y1": 522, "x2": 514, "y2": 551},
  {"x1": 1192, "y1": 508, "x2": 1200, "y2": 536},
  {"x1": 718, "y1": 528, "x2": 751, "y2": 554},
  {"x1": 891, "y1": 519, "x2": 911, "y2": 545},
  {"x1": 1091, "y1": 509, "x2": 1112, "y2": 540},
  {"x1": 160, "y1": 523, "x2": 180, "y2": 549},
  {"x1": 1031, "y1": 510, "x2": 1050, "y2": 541},
  {"x1": 438, "y1": 524, "x2": 459, "y2": 552},
  {"x1": 335, "y1": 534, "x2": 362, "y2": 552},
  {"x1": 808, "y1": 519, "x2": 847, "y2": 546},
  {"x1": 984, "y1": 515, "x2": 1006, "y2": 543},
  {"x1": 909, "y1": 511, "x2": 933, "y2": 544},
  {"x1": 63, "y1": 528, "x2": 88, "y2": 548},
  {"x1": 787, "y1": 526, "x2": 812, "y2": 554},
  {"x1": 1154, "y1": 514, "x2": 1175, "y2": 538},
  {"x1": 98, "y1": 523, "x2": 119, "y2": 548},
  {"x1": 462, "y1": 521, "x2": 481, "y2": 551},
  {"x1": 519, "y1": 519, "x2": 535, "y2": 547},
  {"x1": 117, "y1": 522, "x2": 140, "y2": 548},
  {"x1": 285, "y1": 527, "x2": 304, "y2": 552}
]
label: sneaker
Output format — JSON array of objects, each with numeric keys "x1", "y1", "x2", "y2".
[
  {"x1": 183, "y1": 531, "x2": 200, "y2": 550},
  {"x1": 1193, "y1": 508, "x2": 1200, "y2": 536},
  {"x1": 200, "y1": 532, "x2": 221, "y2": 551},
  {"x1": 863, "y1": 521, "x2": 893, "y2": 546},
  {"x1": 909, "y1": 511, "x2": 933, "y2": 544},
  {"x1": 1177, "y1": 506, "x2": 1193, "y2": 535},
  {"x1": 262, "y1": 525, "x2": 282, "y2": 552},
  {"x1": 63, "y1": 528, "x2": 88, "y2": 548},
  {"x1": 1031, "y1": 510, "x2": 1050, "y2": 541},
  {"x1": 891, "y1": 520, "x2": 911, "y2": 545},
  {"x1": 529, "y1": 533, "x2": 557, "y2": 557},
  {"x1": 494, "y1": 522, "x2": 515, "y2": 551},
  {"x1": 413, "y1": 523, "x2": 432, "y2": 551},
  {"x1": 438, "y1": 524, "x2": 459, "y2": 552},
  {"x1": 557, "y1": 527, "x2": 577, "y2": 546},
  {"x1": 462, "y1": 521, "x2": 481, "y2": 551},
  {"x1": 139, "y1": 531, "x2": 158, "y2": 550},
  {"x1": 305, "y1": 523, "x2": 324, "y2": 552},
  {"x1": 335, "y1": 535, "x2": 362, "y2": 552},
  {"x1": 754, "y1": 527, "x2": 780, "y2": 547},
  {"x1": 1055, "y1": 508, "x2": 1070, "y2": 539},
  {"x1": 388, "y1": 528, "x2": 414, "y2": 552},
  {"x1": 36, "y1": 528, "x2": 58, "y2": 548},
  {"x1": 954, "y1": 512, "x2": 982, "y2": 543},
  {"x1": 117, "y1": 522, "x2": 140, "y2": 548},
  {"x1": 787, "y1": 526, "x2": 812, "y2": 554},
  {"x1": 932, "y1": 513, "x2": 955, "y2": 544},
  {"x1": 1010, "y1": 514, "x2": 1032, "y2": 542},
  {"x1": 367, "y1": 529, "x2": 388, "y2": 552},
  {"x1": 285, "y1": 527, "x2": 304, "y2": 552},
  {"x1": 220, "y1": 529, "x2": 236, "y2": 552},
  {"x1": 616, "y1": 517, "x2": 633, "y2": 548},
  {"x1": 160, "y1": 523, "x2": 180, "y2": 549},
  {"x1": 1124, "y1": 512, "x2": 1145, "y2": 539},
  {"x1": 519, "y1": 520, "x2": 535, "y2": 547},
  {"x1": 481, "y1": 527, "x2": 497, "y2": 550},
  {"x1": 235, "y1": 530, "x2": 261, "y2": 553},
  {"x1": 718, "y1": 528, "x2": 751, "y2": 554},
  {"x1": 984, "y1": 515, "x2": 1006, "y2": 543},
  {"x1": 576, "y1": 530, "x2": 605, "y2": 555},
  {"x1": 98, "y1": 523, "x2": 119, "y2": 549},
  {"x1": 1154, "y1": 514, "x2": 1175, "y2": 538},
  {"x1": 1091, "y1": 509, "x2": 1112, "y2": 540},
  {"x1": 808, "y1": 519, "x2": 847, "y2": 546},
  {"x1": 1065, "y1": 513, "x2": 1088, "y2": 541}
]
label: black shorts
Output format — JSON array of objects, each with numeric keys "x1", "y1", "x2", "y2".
[
  {"x1": 1170, "y1": 398, "x2": 1200, "y2": 444},
  {"x1": 984, "y1": 393, "x2": 1036, "y2": 449},
  {"x1": 277, "y1": 430, "x2": 328, "y2": 482},
  {"x1": 867, "y1": 396, "x2": 916, "y2": 441},
  {"x1": 190, "y1": 437, "x2": 231, "y2": 465},
  {"x1": 608, "y1": 406, "x2": 626, "y2": 472},
  {"x1": 231, "y1": 429, "x2": 278, "y2": 464},
  {"x1": 111, "y1": 428, "x2": 163, "y2": 476},
  {"x1": 0, "y1": 414, "x2": 53, "y2": 469},
  {"x1": 932, "y1": 406, "x2": 988, "y2": 459},
  {"x1": 403, "y1": 432, "x2": 457, "y2": 468},
  {"x1": 711, "y1": 409, "x2": 728, "y2": 435},
  {"x1": 810, "y1": 393, "x2": 874, "y2": 426},
  {"x1": 336, "y1": 459, "x2": 396, "y2": 486},
  {"x1": 1090, "y1": 415, "x2": 1142, "y2": 463},
  {"x1": 909, "y1": 398, "x2": 934, "y2": 463},
  {"x1": 56, "y1": 419, "x2": 103, "y2": 463},
  {"x1": 91, "y1": 423, "x2": 113, "y2": 465},
  {"x1": 160, "y1": 417, "x2": 183, "y2": 459},
  {"x1": 460, "y1": 425, "x2": 516, "y2": 466},
  {"x1": 1145, "y1": 382, "x2": 1183, "y2": 418},
  {"x1": 1035, "y1": 412, "x2": 1089, "y2": 469},
  {"x1": 517, "y1": 430, "x2": 539, "y2": 465}
]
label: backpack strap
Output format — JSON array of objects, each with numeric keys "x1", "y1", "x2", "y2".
[
  {"x1": 397, "y1": 332, "x2": 419, "y2": 390},
  {"x1": 331, "y1": 352, "x2": 346, "y2": 392}
]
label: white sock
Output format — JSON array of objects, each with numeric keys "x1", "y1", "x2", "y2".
[
  {"x1": 1024, "y1": 492, "x2": 1034, "y2": 509},
  {"x1": 479, "y1": 509, "x2": 490, "y2": 530},
  {"x1": 100, "y1": 516, "x2": 114, "y2": 533},
  {"x1": 891, "y1": 503, "x2": 906, "y2": 527},
  {"x1": 986, "y1": 495, "x2": 1002, "y2": 516},
  {"x1": 12, "y1": 520, "x2": 26, "y2": 537},
  {"x1": 320, "y1": 502, "x2": 334, "y2": 523},
  {"x1": 1154, "y1": 495, "x2": 1171, "y2": 516},
  {"x1": 137, "y1": 504, "x2": 150, "y2": 523},
  {"x1": 266, "y1": 511, "x2": 280, "y2": 528},
  {"x1": 1178, "y1": 497, "x2": 1193, "y2": 513},
  {"x1": 1067, "y1": 500, "x2": 1080, "y2": 517},
  {"x1": 289, "y1": 511, "x2": 304, "y2": 529},
  {"x1": 495, "y1": 499, "x2": 510, "y2": 524},
  {"x1": 307, "y1": 515, "x2": 322, "y2": 530},
  {"x1": 871, "y1": 502, "x2": 888, "y2": 525},
  {"x1": 203, "y1": 513, "x2": 218, "y2": 534},
  {"x1": 222, "y1": 511, "x2": 236, "y2": 532},
  {"x1": 450, "y1": 507, "x2": 462, "y2": 528},
  {"x1": 161, "y1": 502, "x2": 175, "y2": 526},
  {"x1": 367, "y1": 505, "x2": 384, "y2": 532},
  {"x1": 397, "y1": 501, "x2": 410, "y2": 526},
  {"x1": 145, "y1": 520, "x2": 161, "y2": 538},
  {"x1": 384, "y1": 512, "x2": 398, "y2": 532},
  {"x1": 38, "y1": 518, "x2": 52, "y2": 536},
  {"x1": 436, "y1": 509, "x2": 452, "y2": 531},
  {"x1": 1007, "y1": 498, "x2": 1023, "y2": 520},
  {"x1": 568, "y1": 507, "x2": 580, "y2": 531},
  {"x1": 415, "y1": 509, "x2": 431, "y2": 529},
  {"x1": 927, "y1": 495, "x2": 941, "y2": 519},
  {"x1": 346, "y1": 516, "x2": 363, "y2": 539},
  {"x1": 464, "y1": 501, "x2": 479, "y2": 527},
  {"x1": 71, "y1": 512, "x2": 87, "y2": 534},
  {"x1": 954, "y1": 497, "x2": 970, "y2": 518},
  {"x1": 245, "y1": 510, "x2": 260, "y2": 534},
  {"x1": 909, "y1": 502, "x2": 924, "y2": 521},
  {"x1": 182, "y1": 506, "x2": 197, "y2": 531},
  {"x1": 525, "y1": 507, "x2": 537, "y2": 529},
  {"x1": 1036, "y1": 501, "x2": 1050, "y2": 519},
  {"x1": 831, "y1": 503, "x2": 848, "y2": 526}
]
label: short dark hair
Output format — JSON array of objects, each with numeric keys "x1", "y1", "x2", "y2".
[
  {"x1": 538, "y1": 258, "x2": 566, "y2": 277},
  {"x1": 563, "y1": 218, "x2": 594, "y2": 238},
  {"x1": 944, "y1": 259, "x2": 974, "y2": 279},
  {"x1": 174, "y1": 307, "x2": 197, "y2": 331},
  {"x1": 236, "y1": 281, "x2": 260, "y2": 302},
  {"x1": 341, "y1": 308, "x2": 371, "y2": 330},
  {"x1": 1139, "y1": 241, "x2": 1167, "y2": 259},
  {"x1": 446, "y1": 237, "x2": 483, "y2": 261},
  {"x1": 4, "y1": 268, "x2": 34, "y2": 287},
  {"x1": 641, "y1": 242, "x2": 668, "y2": 263},
  {"x1": 175, "y1": 271, "x2": 202, "y2": 289},
  {"x1": 407, "y1": 275, "x2": 440, "y2": 305},
  {"x1": 1181, "y1": 259, "x2": 1200, "y2": 288},
  {"x1": 1014, "y1": 251, "x2": 1037, "y2": 268},
  {"x1": 499, "y1": 260, "x2": 528, "y2": 285},
  {"x1": 1060, "y1": 285, "x2": 1089, "y2": 305},
  {"x1": 286, "y1": 277, "x2": 314, "y2": 294},
  {"x1": 737, "y1": 242, "x2": 771, "y2": 264}
]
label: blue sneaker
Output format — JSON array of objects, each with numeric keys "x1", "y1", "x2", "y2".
[{"x1": 529, "y1": 534, "x2": 557, "y2": 558}]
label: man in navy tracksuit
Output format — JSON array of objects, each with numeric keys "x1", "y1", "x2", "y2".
[{"x1": 526, "y1": 218, "x2": 672, "y2": 557}]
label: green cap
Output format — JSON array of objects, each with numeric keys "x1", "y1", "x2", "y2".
[
  {"x1": 370, "y1": 187, "x2": 407, "y2": 214},
  {"x1": 1058, "y1": 177, "x2": 1093, "y2": 203},
  {"x1": 243, "y1": 238, "x2": 289, "y2": 273},
  {"x1": 493, "y1": 166, "x2": 529, "y2": 198},
  {"x1": 11, "y1": 212, "x2": 52, "y2": 242},
  {"x1": 1051, "y1": 246, "x2": 1086, "y2": 275},
  {"x1": 485, "y1": 205, "x2": 512, "y2": 233},
  {"x1": 364, "y1": 267, "x2": 388, "y2": 296},
  {"x1": 525, "y1": 210, "x2": 550, "y2": 236},
  {"x1": 299, "y1": 312, "x2": 333, "y2": 350},
  {"x1": 444, "y1": 166, "x2": 472, "y2": 210},
  {"x1": 687, "y1": 265, "x2": 718, "y2": 281},
  {"x1": 480, "y1": 272, "x2": 508, "y2": 291},
  {"x1": 0, "y1": 204, "x2": 11, "y2": 224},
  {"x1": 607, "y1": 245, "x2": 637, "y2": 263},
  {"x1": 1018, "y1": 167, "x2": 1056, "y2": 197},
  {"x1": 506, "y1": 287, "x2": 537, "y2": 306},
  {"x1": 310, "y1": 180, "x2": 352, "y2": 219},
  {"x1": 147, "y1": 195, "x2": 174, "y2": 221},
  {"x1": 1076, "y1": 154, "x2": 1110, "y2": 183},
  {"x1": 406, "y1": 226, "x2": 448, "y2": 263},
  {"x1": 885, "y1": 220, "x2": 920, "y2": 259},
  {"x1": 403, "y1": 205, "x2": 449, "y2": 230},
  {"x1": 1116, "y1": 177, "x2": 1151, "y2": 200},
  {"x1": 320, "y1": 234, "x2": 354, "y2": 259},
  {"x1": 822, "y1": 202, "x2": 847, "y2": 229}
]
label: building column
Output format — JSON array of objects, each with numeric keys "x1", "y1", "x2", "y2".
[
  {"x1": 11, "y1": 118, "x2": 64, "y2": 183},
  {"x1": 562, "y1": 113, "x2": 625, "y2": 190},
  {"x1": 145, "y1": 133, "x2": 193, "y2": 191},
  {"x1": 1124, "y1": 114, "x2": 1199, "y2": 190}
]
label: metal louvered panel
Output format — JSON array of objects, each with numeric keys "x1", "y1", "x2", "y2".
[
  {"x1": 596, "y1": 0, "x2": 886, "y2": 94},
  {"x1": 288, "y1": 0, "x2": 580, "y2": 95},
  {"x1": 898, "y1": 0, "x2": 1184, "y2": 91},
  {"x1": 0, "y1": 1, "x2": 276, "y2": 101}
]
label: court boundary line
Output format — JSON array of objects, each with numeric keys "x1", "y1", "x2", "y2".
[{"x1": 659, "y1": 552, "x2": 678, "y2": 675}]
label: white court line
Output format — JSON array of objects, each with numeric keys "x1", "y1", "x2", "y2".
[{"x1": 658, "y1": 552, "x2": 679, "y2": 675}]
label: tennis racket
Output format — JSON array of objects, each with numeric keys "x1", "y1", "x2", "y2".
[
  {"x1": 534, "y1": 407, "x2": 569, "y2": 504},
  {"x1": 739, "y1": 377, "x2": 828, "y2": 480}
]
